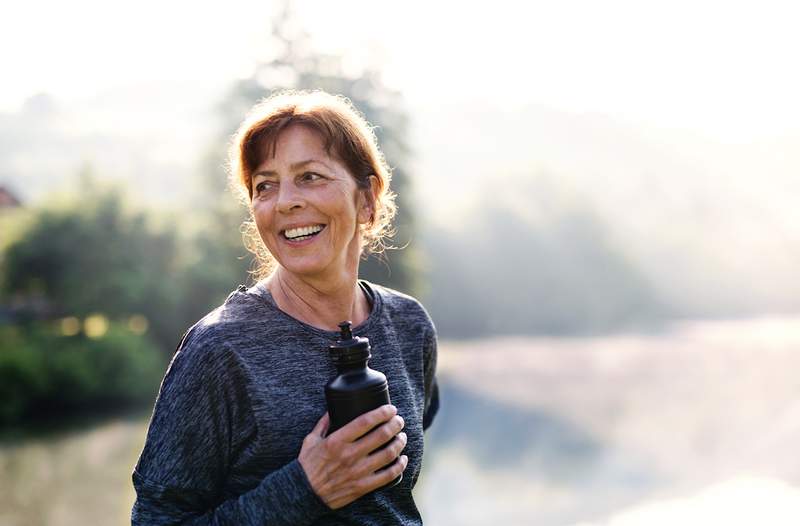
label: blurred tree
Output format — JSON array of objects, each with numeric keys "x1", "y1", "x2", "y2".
[
  {"x1": 191, "y1": 1, "x2": 419, "y2": 308},
  {"x1": 1, "y1": 169, "x2": 185, "y2": 350},
  {"x1": 423, "y1": 173, "x2": 670, "y2": 337},
  {"x1": 0, "y1": 322, "x2": 165, "y2": 425}
]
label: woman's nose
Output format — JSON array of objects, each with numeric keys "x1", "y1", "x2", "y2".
[{"x1": 276, "y1": 183, "x2": 305, "y2": 213}]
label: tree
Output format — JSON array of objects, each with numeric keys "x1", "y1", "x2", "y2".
[
  {"x1": 1, "y1": 171, "x2": 186, "y2": 350},
  {"x1": 422, "y1": 173, "x2": 670, "y2": 337}
]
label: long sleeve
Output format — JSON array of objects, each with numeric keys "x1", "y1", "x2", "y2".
[
  {"x1": 132, "y1": 460, "x2": 328, "y2": 525},
  {"x1": 422, "y1": 328, "x2": 439, "y2": 431},
  {"x1": 131, "y1": 328, "x2": 330, "y2": 525}
]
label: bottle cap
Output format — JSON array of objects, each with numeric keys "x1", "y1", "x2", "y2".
[{"x1": 329, "y1": 321, "x2": 371, "y2": 364}]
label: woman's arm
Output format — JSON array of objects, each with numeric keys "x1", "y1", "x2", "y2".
[
  {"x1": 132, "y1": 458, "x2": 328, "y2": 525},
  {"x1": 131, "y1": 331, "x2": 330, "y2": 525},
  {"x1": 133, "y1": 404, "x2": 406, "y2": 524}
]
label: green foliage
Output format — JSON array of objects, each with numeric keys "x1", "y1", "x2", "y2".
[
  {"x1": 0, "y1": 207, "x2": 33, "y2": 252},
  {"x1": 0, "y1": 323, "x2": 165, "y2": 426},
  {"x1": 178, "y1": 149, "x2": 253, "y2": 320},
  {"x1": 0, "y1": 177, "x2": 208, "y2": 425},
  {"x1": 1, "y1": 179, "x2": 187, "y2": 349}
]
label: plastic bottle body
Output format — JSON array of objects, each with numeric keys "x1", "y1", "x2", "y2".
[
  {"x1": 325, "y1": 322, "x2": 402, "y2": 489},
  {"x1": 325, "y1": 369, "x2": 391, "y2": 433}
]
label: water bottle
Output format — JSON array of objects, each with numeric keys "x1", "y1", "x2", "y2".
[{"x1": 325, "y1": 321, "x2": 402, "y2": 488}]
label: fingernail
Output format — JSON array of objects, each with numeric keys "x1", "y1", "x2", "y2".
[{"x1": 399, "y1": 432, "x2": 407, "y2": 443}]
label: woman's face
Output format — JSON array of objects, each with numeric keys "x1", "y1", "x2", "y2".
[{"x1": 251, "y1": 124, "x2": 371, "y2": 281}]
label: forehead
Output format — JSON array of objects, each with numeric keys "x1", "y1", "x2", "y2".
[{"x1": 256, "y1": 124, "x2": 332, "y2": 168}]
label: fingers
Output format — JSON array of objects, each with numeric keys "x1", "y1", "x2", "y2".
[
  {"x1": 353, "y1": 413, "x2": 404, "y2": 457},
  {"x1": 361, "y1": 454, "x2": 408, "y2": 492},
  {"x1": 299, "y1": 407, "x2": 410, "y2": 510},
  {"x1": 361, "y1": 432, "x2": 407, "y2": 473},
  {"x1": 331, "y1": 404, "x2": 397, "y2": 443}
]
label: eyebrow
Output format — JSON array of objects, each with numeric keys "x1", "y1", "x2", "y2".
[{"x1": 253, "y1": 159, "x2": 331, "y2": 178}]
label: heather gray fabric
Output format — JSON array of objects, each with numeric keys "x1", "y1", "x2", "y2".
[{"x1": 131, "y1": 280, "x2": 439, "y2": 525}]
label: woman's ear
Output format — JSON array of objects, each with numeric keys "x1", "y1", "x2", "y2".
[{"x1": 358, "y1": 175, "x2": 379, "y2": 226}]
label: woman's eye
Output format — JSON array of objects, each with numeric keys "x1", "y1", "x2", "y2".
[
  {"x1": 255, "y1": 181, "x2": 276, "y2": 194},
  {"x1": 302, "y1": 172, "x2": 324, "y2": 182}
]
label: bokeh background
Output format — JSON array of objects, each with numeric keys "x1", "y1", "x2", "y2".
[{"x1": 2, "y1": 1, "x2": 800, "y2": 525}]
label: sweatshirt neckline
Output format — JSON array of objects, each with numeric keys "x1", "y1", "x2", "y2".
[{"x1": 244, "y1": 279, "x2": 383, "y2": 339}]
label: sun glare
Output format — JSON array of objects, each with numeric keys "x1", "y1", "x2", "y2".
[{"x1": 2, "y1": 0, "x2": 798, "y2": 140}]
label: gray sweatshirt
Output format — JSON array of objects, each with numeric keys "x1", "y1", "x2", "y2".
[{"x1": 131, "y1": 280, "x2": 439, "y2": 525}]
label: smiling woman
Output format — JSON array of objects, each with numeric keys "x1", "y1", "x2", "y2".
[
  {"x1": 131, "y1": 90, "x2": 439, "y2": 525},
  {"x1": 249, "y1": 125, "x2": 370, "y2": 289},
  {"x1": 231, "y1": 90, "x2": 397, "y2": 282}
]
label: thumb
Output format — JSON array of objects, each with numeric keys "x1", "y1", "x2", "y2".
[{"x1": 310, "y1": 411, "x2": 330, "y2": 437}]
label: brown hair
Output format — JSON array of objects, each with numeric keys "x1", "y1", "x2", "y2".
[{"x1": 228, "y1": 90, "x2": 397, "y2": 279}]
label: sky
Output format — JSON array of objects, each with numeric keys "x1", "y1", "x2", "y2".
[{"x1": 2, "y1": 0, "x2": 800, "y2": 142}]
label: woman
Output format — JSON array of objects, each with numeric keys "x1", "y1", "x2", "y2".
[{"x1": 131, "y1": 90, "x2": 439, "y2": 525}]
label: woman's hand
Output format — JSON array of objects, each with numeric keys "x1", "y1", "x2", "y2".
[{"x1": 298, "y1": 405, "x2": 408, "y2": 509}]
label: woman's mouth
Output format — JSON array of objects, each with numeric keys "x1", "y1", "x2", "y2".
[{"x1": 282, "y1": 224, "x2": 326, "y2": 242}]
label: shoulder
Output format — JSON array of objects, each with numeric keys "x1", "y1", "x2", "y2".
[
  {"x1": 170, "y1": 285, "x2": 268, "y2": 371},
  {"x1": 365, "y1": 281, "x2": 436, "y2": 336}
]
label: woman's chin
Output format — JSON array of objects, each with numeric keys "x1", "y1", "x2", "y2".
[{"x1": 276, "y1": 256, "x2": 331, "y2": 279}]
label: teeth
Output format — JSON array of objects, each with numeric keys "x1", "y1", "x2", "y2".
[{"x1": 284, "y1": 225, "x2": 324, "y2": 239}]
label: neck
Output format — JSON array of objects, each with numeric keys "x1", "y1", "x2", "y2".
[{"x1": 266, "y1": 267, "x2": 370, "y2": 332}]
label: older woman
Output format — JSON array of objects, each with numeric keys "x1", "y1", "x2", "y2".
[{"x1": 131, "y1": 91, "x2": 439, "y2": 525}]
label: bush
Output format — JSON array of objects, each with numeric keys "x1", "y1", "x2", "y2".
[
  {"x1": 1, "y1": 186, "x2": 190, "y2": 350},
  {"x1": 0, "y1": 322, "x2": 166, "y2": 426}
]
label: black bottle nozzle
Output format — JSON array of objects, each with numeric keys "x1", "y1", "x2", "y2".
[{"x1": 339, "y1": 321, "x2": 354, "y2": 341}]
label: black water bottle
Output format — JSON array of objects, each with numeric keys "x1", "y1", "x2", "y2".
[{"x1": 325, "y1": 321, "x2": 402, "y2": 487}]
